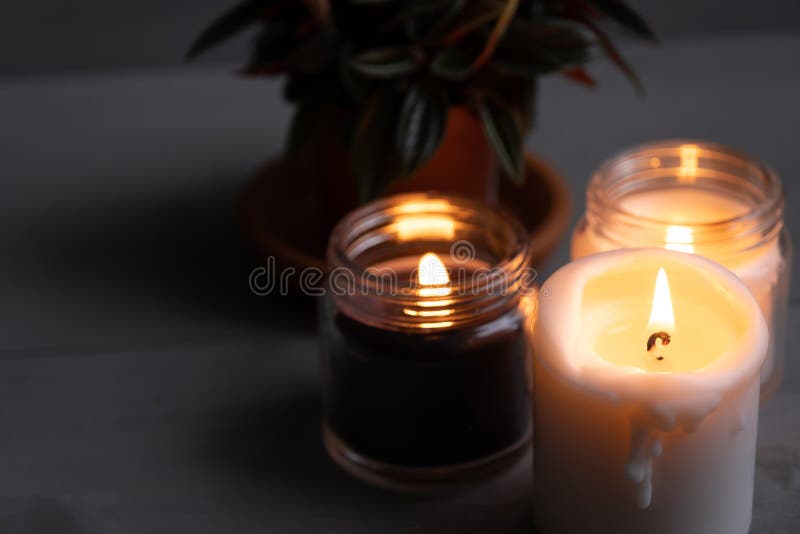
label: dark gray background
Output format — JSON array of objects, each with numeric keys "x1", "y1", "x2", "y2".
[{"x1": 1, "y1": 0, "x2": 799, "y2": 75}]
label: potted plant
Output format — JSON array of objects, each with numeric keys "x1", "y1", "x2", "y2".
[{"x1": 188, "y1": 0, "x2": 654, "y2": 269}]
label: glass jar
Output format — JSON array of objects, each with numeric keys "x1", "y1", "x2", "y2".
[
  {"x1": 572, "y1": 140, "x2": 791, "y2": 401},
  {"x1": 320, "y1": 193, "x2": 536, "y2": 491}
]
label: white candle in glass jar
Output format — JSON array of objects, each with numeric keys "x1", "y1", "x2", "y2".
[
  {"x1": 532, "y1": 248, "x2": 767, "y2": 534},
  {"x1": 573, "y1": 188, "x2": 782, "y2": 308},
  {"x1": 572, "y1": 141, "x2": 789, "y2": 399}
]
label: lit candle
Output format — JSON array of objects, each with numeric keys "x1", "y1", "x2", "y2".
[
  {"x1": 320, "y1": 193, "x2": 535, "y2": 490},
  {"x1": 532, "y1": 248, "x2": 768, "y2": 534},
  {"x1": 572, "y1": 140, "x2": 790, "y2": 399}
]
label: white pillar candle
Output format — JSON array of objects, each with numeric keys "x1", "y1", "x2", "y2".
[{"x1": 532, "y1": 248, "x2": 768, "y2": 534}]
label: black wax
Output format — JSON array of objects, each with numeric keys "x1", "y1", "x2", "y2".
[{"x1": 321, "y1": 310, "x2": 531, "y2": 467}]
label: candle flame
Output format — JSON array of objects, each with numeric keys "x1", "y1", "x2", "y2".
[
  {"x1": 406, "y1": 252, "x2": 455, "y2": 326},
  {"x1": 417, "y1": 252, "x2": 450, "y2": 298},
  {"x1": 647, "y1": 268, "x2": 675, "y2": 333},
  {"x1": 664, "y1": 225, "x2": 695, "y2": 253}
]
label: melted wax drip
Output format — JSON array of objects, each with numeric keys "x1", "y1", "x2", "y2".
[
  {"x1": 625, "y1": 423, "x2": 662, "y2": 509},
  {"x1": 624, "y1": 393, "x2": 726, "y2": 509}
]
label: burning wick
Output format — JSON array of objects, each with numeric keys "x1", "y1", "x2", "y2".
[
  {"x1": 646, "y1": 268, "x2": 675, "y2": 363},
  {"x1": 646, "y1": 331, "x2": 671, "y2": 361}
]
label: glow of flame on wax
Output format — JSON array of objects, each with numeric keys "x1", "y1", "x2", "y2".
[
  {"x1": 678, "y1": 144, "x2": 699, "y2": 181},
  {"x1": 664, "y1": 225, "x2": 695, "y2": 253},
  {"x1": 394, "y1": 199, "x2": 452, "y2": 215},
  {"x1": 403, "y1": 252, "x2": 454, "y2": 328},
  {"x1": 394, "y1": 213, "x2": 455, "y2": 241},
  {"x1": 647, "y1": 267, "x2": 676, "y2": 334}
]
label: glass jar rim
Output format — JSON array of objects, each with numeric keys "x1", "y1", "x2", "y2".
[
  {"x1": 587, "y1": 139, "x2": 784, "y2": 253},
  {"x1": 326, "y1": 192, "x2": 535, "y2": 331}
]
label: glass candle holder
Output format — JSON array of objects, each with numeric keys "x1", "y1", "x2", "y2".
[
  {"x1": 320, "y1": 193, "x2": 536, "y2": 491},
  {"x1": 572, "y1": 140, "x2": 791, "y2": 401}
]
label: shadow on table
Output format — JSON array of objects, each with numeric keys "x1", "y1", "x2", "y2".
[
  {"x1": 0, "y1": 497, "x2": 86, "y2": 534},
  {"x1": 206, "y1": 383, "x2": 537, "y2": 532},
  {"x1": 31, "y1": 175, "x2": 316, "y2": 335},
  {"x1": 207, "y1": 384, "x2": 387, "y2": 499},
  {"x1": 208, "y1": 383, "x2": 418, "y2": 511}
]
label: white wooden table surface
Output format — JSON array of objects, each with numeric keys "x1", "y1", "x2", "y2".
[{"x1": 0, "y1": 33, "x2": 798, "y2": 533}]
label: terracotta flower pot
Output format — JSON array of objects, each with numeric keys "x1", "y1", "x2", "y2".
[
  {"x1": 295, "y1": 106, "x2": 503, "y2": 238},
  {"x1": 240, "y1": 106, "x2": 570, "y2": 282},
  {"x1": 241, "y1": 153, "x2": 570, "y2": 280},
  {"x1": 387, "y1": 107, "x2": 500, "y2": 203}
]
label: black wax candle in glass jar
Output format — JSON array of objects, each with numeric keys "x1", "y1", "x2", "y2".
[{"x1": 319, "y1": 193, "x2": 536, "y2": 490}]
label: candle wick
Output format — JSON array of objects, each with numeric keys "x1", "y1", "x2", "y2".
[{"x1": 646, "y1": 331, "x2": 671, "y2": 361}]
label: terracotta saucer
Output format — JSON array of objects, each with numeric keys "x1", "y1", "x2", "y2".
[{"x1": 240, "y1": 154, "x2": 571, "y2": 273}]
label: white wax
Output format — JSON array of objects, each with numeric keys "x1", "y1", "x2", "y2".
[
  {"x1": 622, "y1": 189, "x2": 749, "y2": 223},
  {"x1": 571, "y1": 188, "x2": 784, "y2": 392},
  {"x1": 532, "y1": 249, "x2": 768, "y2": 534}
]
